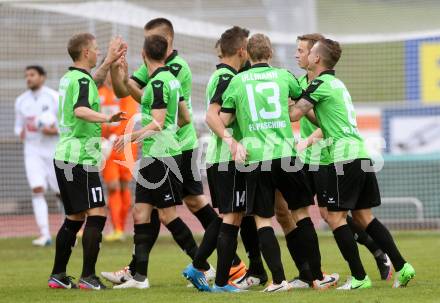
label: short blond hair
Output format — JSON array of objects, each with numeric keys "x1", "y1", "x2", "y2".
[
  {"x1": 247, "y1": 33, "x2": 272, "y2": 61},
  {"x1": 67, "y1": 32, "x2": 95, "y2": 61}
]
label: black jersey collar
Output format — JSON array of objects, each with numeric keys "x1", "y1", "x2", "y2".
[
  {"x1": 216, "y1": 63, "x2": 238, "y2": 74},
  {"x1": 251, "y1": 63, "x2": 270, "y2": 69},
  {"x1": 150, "y1": 66, "x2": 170, "y2": 78},
  {"x1": 165, "y1": 50, "x2": 178, "y2": 63},
  {"x1": 69, "y1": 66, "x2": 92, "y2": 78},
  {"x1": 318, "y1": 70, "x2": 335, "y2": 77}
]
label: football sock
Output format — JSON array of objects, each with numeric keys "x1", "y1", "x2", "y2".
[
  {"x1": 166, "y1": 218, "x2": 202, "y2": 263},
  {"x1": 133, "y1": 223, "x2": 156, "y2": 281},
  {"x1": 215, "y1": 223, "x2": 239, "y2": 287},
  {"x1": 108, "y1": 189, "x2": 122, "y2": 231},
  {"x1": 366, "y1": 218, "x2": 406, "y2": 271},
  {"x1": 296, "y1": 217, "x2": 323, "y2": 280},
  {"x1": 51, "y1": 218, "x2": 84, "y2": 275},
  {"x1": 285, "y1": 227, "x2": 313, "y2": 283},
  {"x1": 120, "y1": 189, "x2": 132, "y2": 231},
  {"x1": 81, "y1": 216, "x2": 106, "y2": 277},
  {"x1": 193, "y1": 217, "x2": 222, "y2": 270},
  {"x1": 346, "y1": 215, "x2": 384, "y2": 258},
  {"x1": 194, "y1": 204, "x2": 218, "y2": 229},
  {"x1": 333, "y1": 224, "x2": 366, "y2": 280},
  {"x1": 240, "y1": 216, "x2": 265, "y2": 275},
  {"x1": 258, "y1": 226, "x2": 285, "y2": 284},
  {"x1": 128, "y1": 209, "x2": 161, "y2": 275}
]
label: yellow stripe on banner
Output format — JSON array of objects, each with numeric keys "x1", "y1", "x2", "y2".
[{"x1": 420, "y1": 43, "x2": 440, "y2": 103}]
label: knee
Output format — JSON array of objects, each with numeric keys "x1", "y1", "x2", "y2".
[
  {"x1": 352, "y1": 211, "x2": 374, "y2": 229},
  {"x1": 183, "y1": 195, "x2": 207, "y2": 213},
  {"x1": 319, "y1": 207, "x2": 329, "y2": 223},
  {"x1": 158, "y1": 208, "x2": 178, "y2": 225},
  {"x1": 223, "y1": 212, "x2": 243, "y2": 226},
  {"x1": 106, "y1": 181, "x2": 120, "y2": 193},
  {"x1": 133, "y1": 204, "x2": 149, "y2": 224},
  {"x1": 119, "y1": 181, "x2": 129, "y2": 191},
  {"x1": 67, "y1": 212, "x2": 86, "y2": 221},
  {"x1": 86, "y1": 207, "x2": 106, "y2": 217},
  {"x1": 32, "y1": 187, "x2": 44, "y2": 194},
  {"x1": 291, "y1": 207, "x2": 310, "y2": 223},
  {"x1": 326, "y1": 211, "x2": 347, "y2": 230}
]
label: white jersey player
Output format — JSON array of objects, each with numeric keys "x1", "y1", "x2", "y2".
[{"x1": 14, "y1": 66, "x2": 59, "y2": 246}]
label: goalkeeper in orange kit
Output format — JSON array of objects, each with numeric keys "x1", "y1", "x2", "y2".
[{"x1": 100, "y1": 72, "x2": 138, "y2": 241}]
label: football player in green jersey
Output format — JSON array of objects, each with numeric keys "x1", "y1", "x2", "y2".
[
  {"x1": 290, "y1": 38, "x2": 415, "y2": 290},
  {"x1": 183, "y1": 27, "x2": 267, "y2": 292},
  {"x1": 298, "y1": 34, "x2": 392, "y2": 283},
  {"x1": 104, "y1": 18, "x2": 219, "y2": 285},
  {"x1": 219, "y1": 33, "x2": 313, "y2": 292},
  {"x1": 49, "y1": 33, "x2": 126, "y2": 290},
  {"x1": 111, "y1": 35, "x2": 207, "y2": 289}
]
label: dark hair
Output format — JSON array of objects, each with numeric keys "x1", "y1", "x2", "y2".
[
  {"x1": 144, "y1": 35, "x2": 168, "y2": 61},
  {"x1": 247, "y1": 33, "x2": 272, "y2": 61},
  {"x1": 297, "y1": 33, "x2": 325, "y2": 50},
  {"x1": 144, "y1": 18, "x2": 174, "y2": 38},
  {"x1": 67, "y1": 32, "x2": 95, "y2": 61},
  {"x1": 220, "y1": 26, "x2": 249, "y2": 57},
  {"x1": 316, "y1": 38, "x2": 342, "y2": 69},
  {"x1": 25, "y1": 65, "x2": 46, "y2": 76}
]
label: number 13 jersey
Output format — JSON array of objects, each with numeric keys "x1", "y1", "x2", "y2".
[{"x1": 221, "y1": 63, "x2": 303, "y2": 164}]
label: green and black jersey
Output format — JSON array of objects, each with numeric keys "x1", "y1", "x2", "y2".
[
  {"x1": 140, "y1": 66, "x2": 183, "y2": 158},
  {"x1": 221, "y1": 63, "x2": 303, "y2": 164},
  {"x1": 298, "y1": 74, "x2": 331, "y2": 165},
  {"x1": 131, "y1": 50, "x2": 197, "y2": 152},
  {"x1": 55, "y1": 67, "x2": 101, "y2": 166},
  {"x1": 205, "y1": 63, "x2": 240, "y2": 164},
  {"x1": 302, "y1": 70, "x2": 369, "y2": 163}
]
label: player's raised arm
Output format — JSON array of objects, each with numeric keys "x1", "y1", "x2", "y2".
[
  {"x1": 110, "y1": 55, "x2": 144, "y2": 103},
  {"x1": 93, "y1": 36, "x2": 126, "y2": 87}
]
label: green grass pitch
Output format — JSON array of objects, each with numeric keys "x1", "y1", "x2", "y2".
[{"x1": 1, "y1": 232, "x2": 439, "y2": 303}]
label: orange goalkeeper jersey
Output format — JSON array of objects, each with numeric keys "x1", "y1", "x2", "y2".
[{"x1": 99, "y1": 85, "x2": 139, "y2": 138}]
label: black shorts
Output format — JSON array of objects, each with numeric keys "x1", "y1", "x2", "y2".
[
  {"x1": 207, "y1": 161, "x2": 246, "y2": 214},
  {"x1": 302, "y1": 163, "x2": 329, "y2": 207},
  {"x1": 246, "y1": 157, "x2": 313, "y2": 218},
  {"x1": 181, "y1": 148, "x2": 204, "y2": 197},
  {"x1": 54, "y1": 160, "x2": 106, "y2": 215},
  {"x1": 326, "y1": 158, "x2": 381, "y2": 211},
  {"x1": 135, "y1": 156, "x2": 183, "y2": 208}
]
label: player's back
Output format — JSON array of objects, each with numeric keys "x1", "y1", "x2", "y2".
[
  {"x1": 141, "y1": 68, "x2": 182, "y2": 158},
  {"x1": 224, "y1": 63, "x2": 302, "y2": 163}
]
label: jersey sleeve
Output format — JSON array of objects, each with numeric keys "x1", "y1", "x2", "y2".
[
  {"x1": 151, "y1": 80, "x2": 168, "y2": 109},
  {"x1": 220, "y1": 80, "x2": 237, "y2": 113},
  {"x1": 178, "y1": 87, "x2": 185, "y2": 102},
  {"x1": 73, "y1": 77, "x2": 91, "y2": 109},
  {"x1": 131, "y1": 64, "x2": 149, "y2": 88},
  {"x1": 210, "y1": 73, "x2": 234, "y2": 105},
  {"x1": 286, "y1": 70, "x2": 303, "y2": 100},
  {"x1": 302, "y1": 79, "x2": 325, "y2": 105},
  {"x1": 176, "y1": 64, "x2": 192, "y2": 101}
]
